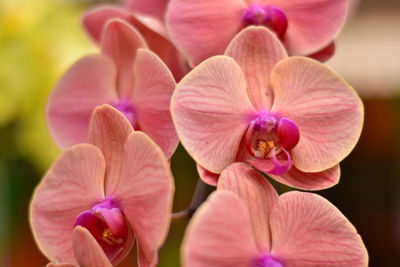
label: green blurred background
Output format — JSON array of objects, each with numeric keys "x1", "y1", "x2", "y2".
[{"x1": 0, "y1": 0, "x2": 399, "y2": 266}]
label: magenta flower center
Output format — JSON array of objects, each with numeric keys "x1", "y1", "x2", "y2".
[
  {"x1": 245, "y1": 113, "x2": 299, "y2": 174},
  {"x1": 111, "y1": 99, "x2": 138, "y2": 129},
  {"x1": 253, "y1": 253, "x2": 283, "y2": 267},
  {"x1": 241, "y1": 5, "x2": 288, "y2": 39},
  {"x1": 74, "y1": 198, "x2": 129, "y2": 261}
]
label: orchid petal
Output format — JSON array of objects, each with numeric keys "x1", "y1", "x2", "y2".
[
  {"x1": 135, "y1": 27, "x2": 186, "y2": 81},
  {"x1": 101, "y1": 19, "x2": 148, "y2": 99},
  {"x1": 47, "y1": 55, "x2": 118, "y2": 149},
  {"x1": 83, "y1": 5, "x2": 166, "y2": 41},
  {"x1": 218, "y1": 163, "x2": 278, "y2": 252},
  {"x1": 270, "y1": 57, "x2": 363, "y2": 172},
  {"x1": 125, "y1": 0, "x2": 169, "y2": 29},
  {"x1": 171, "y1": 56, "x2": 254, "y2": 173},
  {"x1": 131, "y1": 12, "x2": 168, "y2": 38},
  {"x1": 166, "y1": 0, "x2": 246, "y2": 66},
  {"x1": 270, "y1": 192, "x2": 368, "y2": 266},
  {"x1": 72, "y1": 226, "x2": 113, "y2": 267},
  {"x1": 82, "y1": 6, "x2": 133, "y2": 43},
  {"x1": 115, "y1": 132, "x2": 174, "y2": 267},
  {"x1": 267, "y1": 0, "x2": 347, "y2": 55},
  {"x1": 268, "y1": 164, "x2": 340, "y2": 191},
  {"x1": 30, "y1": 144, "x2": 105, "y2": 264},
  {"x1": 225, "y1": 27, "x2": 288, "y2": 110},
  {"x1": 132, "y1": 49, "x2": 178, "y2": 158},
  {"x1": 88, "y1": 105, "x2": 133, "y2": 196},
  {"x1": 83, "y1": 6, "x2": 186, "y2": 81},
  {"x1": 307, "y1": 41, "x2": 335, "y2": 63},
  {"x1": 182, "y1": 191, "x2": 259, "y2": 267},
  {"x1": 196, "y1": 164, "x2": 220, "y2": 186}
]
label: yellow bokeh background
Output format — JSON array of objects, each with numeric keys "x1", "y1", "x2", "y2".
[{"x1": 0, "y1": 0, "x2": 96, "y2": 171}]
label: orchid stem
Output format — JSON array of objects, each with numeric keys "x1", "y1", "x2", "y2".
[{"x1": 171, "y1": 179, "x2": 211, "y2": 222}]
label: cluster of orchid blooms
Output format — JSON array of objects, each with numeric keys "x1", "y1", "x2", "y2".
[{"x1": 29, "y1": 0, "x2": 369, "y2": 266}]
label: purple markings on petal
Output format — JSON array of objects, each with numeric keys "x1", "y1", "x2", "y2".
[
  {"x1": 278, "y1": 118, "x2": 299, "y2": 151},
  {"x1": 74, "y1": 199, "x2": 128, "y2": 262},
  {"x1": 111, "y1": 99, "x2": 137, "y2": 129},
  {"x1": 254, "y1": 253, "x2": 283, "y2": 267},
  {"x1": 242, "y1": 5, "x2": 288, "y2": 39}
]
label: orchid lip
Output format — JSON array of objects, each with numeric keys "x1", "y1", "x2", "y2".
[
  {"x1": 241, "y1": 5, "x2": 288, "y2": 39},
  {"x1": 74, "y1": 198, "x2": 129, "y2": 261},
  {"x1": 245, "y1": 112, "x2": 299, "y2": 175},
  {"x1": 111, "y1": 99, "x2": 137, "y2": 129}
]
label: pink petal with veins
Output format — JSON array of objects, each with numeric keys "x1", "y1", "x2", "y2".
[
  {"x1": 266, "y1": 0, "x2": 347, "y2": 55},
  {"x1": 83, "y1": 5, "x2": 134, "y2": 43},
  {"x1": 270, "y1": 57, "x2": 363, "y2": 172},
  {"x1": 88, "y1": 105, "x2": 134, "y2": 195},
  {"x1": 101, "y1": 19, "x2": 147, "y2": 99},
  {"x1": 132, "y1": 49, "x2": 178, "y2": 159},
  {"x1": 47, "y1": 55, "x2": 118, "y2": 149},
  {"x1": 115, "y1": 132, "x2": 174, "y2": 267},
  {"x1": 125, "y1": 0, "x2": 169, "y2": 28},
  {"x1": 196, "y1": 164, "x2": 220, "y2": 186},
  {"x1": 269, "y1": 164, "x2": 340, "y2": 191},
  {"x1": 166, "y1": 0, "x2": 246, "y2": 66},
  {"x1": 182, "y1": 191, "x2": 260, "y2": 267},
  {"x1": 270, "y1": 192, "x2": 368, "y2": 266},
  {"x1": 30, "y1": 145, "x2": 105, "y2": 264},
  {"x1": 171, "y1": 56, "x2": 254, "y2": 173},
  {"x1": 225, "y1": 26, "x2": 288, "y2": 111},
  {"x1": 307, "y1": 41, "x2": 336, "y2": 63},
  {"x1": 83, "y1": 5, "x2": 186, "y2": 81},
  {"x1": 72, "y1": 226, "x2": 113, "y2": 267},
  {"x1": 218, "y1": 163, "x2": 279, "y2": 252},
  {"x1": 135, "y1": 24, "x2": 186, "y2": 81}
]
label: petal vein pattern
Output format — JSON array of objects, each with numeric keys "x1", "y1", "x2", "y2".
[
  {"x1": 183, "y1": 164, "x2": 368, "y2": 267},
  {"x1": 116, "y1": 132, "x2": 174, "y2": 267},
  {"x1": 172, "y1": 56, "x2": 254, "y2": 173},
  {"x1": 270, "y1": 192, "x2": 368, "y2": 266},
  {"x1": 270, "y1": 57, "x2": 363, "y2": 172}
]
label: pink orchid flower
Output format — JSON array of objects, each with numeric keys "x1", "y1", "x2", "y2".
[
  {"x1": 47, "y1": 19, "x2": 178, "y2": 159},
  {"x1": 166, "y1": 0, "x2": 347, "y2": 66},
  {"x1": 32, "y1": 105, "x2": 174, "y2": 267},
  {"x1": 171, "y1": 27, "x2": 363, "y2": 190},
  {"x1": 83, "y1": 4, "x2": 186, "y2": 81},
  {"x1": 183, "y1": 163, "x2": 368, "y2": 267}
]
